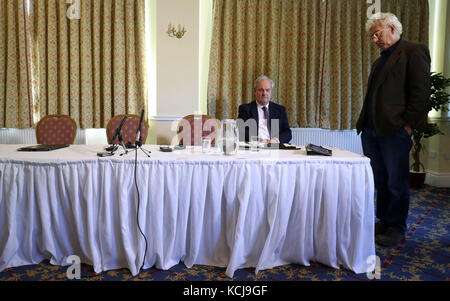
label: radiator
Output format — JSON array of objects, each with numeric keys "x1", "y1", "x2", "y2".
[
  {"x1": 0, "y1": 128, "x2": 87, "y2": 144},
  {"x1": 290, "y1": 128, "x2": 363, "y2": 155}
]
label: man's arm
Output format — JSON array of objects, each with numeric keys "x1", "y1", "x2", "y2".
[
  {"x1": 404, "y1": 44, "x2": 431, "y2": 129},
  {"x1": 278, "y1": 106, "x2": 292, "y2": 143},
  {"x1": 237, "y1": 104, "x2": 252, "y2": 142},
  {"x1": 237, "y1": 104, "x2": 250, "y2": 121}
]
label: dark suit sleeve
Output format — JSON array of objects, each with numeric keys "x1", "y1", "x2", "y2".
[
  {"x1": 237, "y1": 104, "x2": 251, "y2": 141},
  {"x1": 405, "y1": 44, "x2": 431, "y2": 128},
  {"x1": 278, "y1": 106, "x2": 292, "y2": 143},
  {"x1": 238, "y1": 104, "x2": 250, "y2": 121}
]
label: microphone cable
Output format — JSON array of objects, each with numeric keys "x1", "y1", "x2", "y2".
[{"x1": 134, "y1": 144, "x2": 148, "y2": 272}]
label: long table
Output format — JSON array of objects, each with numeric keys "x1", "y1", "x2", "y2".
[{"x1": 0, "y1": 144, "x2": 375, "y2": 277}]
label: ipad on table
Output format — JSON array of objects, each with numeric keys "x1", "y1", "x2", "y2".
[{"x1": 17, "y1": 144, "x2": 70, "y2": 152}]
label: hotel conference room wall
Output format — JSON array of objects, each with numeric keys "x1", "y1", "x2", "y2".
[
  {"x1": 0, "y1": 0, "x2": 448, "y2": 179},
  {"x1": 151, "y1": 0, "x2": 450, "y2": 176}
]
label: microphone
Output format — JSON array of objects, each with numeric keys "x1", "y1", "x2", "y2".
[
  {"x1": 110, "y1": 116, "x2": 128, "y2": 145},
  {"x1": 135, "y1": 109, "x2": 145, "y2": 147}
]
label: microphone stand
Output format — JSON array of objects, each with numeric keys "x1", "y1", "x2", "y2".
[
  {"x1": 125, "y1": 134, "x2": 151, "y2": 157},
  {"x1": 135, "y1": 135, "x2": 152, "y2": 157},
  {"x1": 123, "y1": 110, "x2": 151, "y2": 157},
  {"x1": 130, "y1": 110, "x2": 150, "y2": 273},
  {"x1": 106, "y1": 116, "x2": 127, "y2": 155},
  {"x1": 117, "y1": 130, "x2": 130, "y2": 156}
]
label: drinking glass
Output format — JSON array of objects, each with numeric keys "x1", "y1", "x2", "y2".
[
  {"x1": 250, "y1": 136, "x2": 260, "y2": 152},
  {"x1": 202, "y1": 137, "x2": 211, "y2": 153}
]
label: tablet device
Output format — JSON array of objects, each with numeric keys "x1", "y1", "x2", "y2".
[
  {"x1": 305, "y1": 144, "x2": 332, "y2": 156},
  {"x1": 159, "y1": 146, "x2": 173, "y2": 152},
  {"x1": 17, "y1": 144, "x2": 70, "y2": 152}
]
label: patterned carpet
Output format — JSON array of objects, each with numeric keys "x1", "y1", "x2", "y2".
[{"x1": 1, "y1": 185, "x2": 448, "y2": 282}]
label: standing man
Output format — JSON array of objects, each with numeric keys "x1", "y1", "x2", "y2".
[
  {"x1": 356, "y1": 13, "x2": 431, "y2": 247},
  {"x1": 237, "y1": 75, "x2": 292, "y2": 143}
]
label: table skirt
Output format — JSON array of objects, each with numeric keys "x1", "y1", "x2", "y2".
[{"x1": 0, "y1": 156, "x2": 375, "y2": 277}]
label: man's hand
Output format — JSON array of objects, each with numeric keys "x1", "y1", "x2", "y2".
[
  {"x1": 404, "y1": 124, "x2": 412, "y2": 136},
  {"x1": 264, "y1": 138, "x2": 280, "y2": 144}
]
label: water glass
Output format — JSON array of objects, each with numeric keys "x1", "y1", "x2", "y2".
[
  {"x1": 250, "y1": 136, "x2": 260, "y2": 152},
  {"x1": 202, "y1": 137, "x2": 211, "y2": 153}
]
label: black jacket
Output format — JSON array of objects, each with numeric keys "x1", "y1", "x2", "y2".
[
  {"x1": 356, "y1": 39, "x2": 431, "y2": 136},
  {"x1": 237, "y1": 101, "x2": 292, "y2": 143}
]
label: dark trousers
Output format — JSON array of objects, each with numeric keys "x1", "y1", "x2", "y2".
[{"x1": 361, "y1": 127, "x2": 413, "y2": 234}]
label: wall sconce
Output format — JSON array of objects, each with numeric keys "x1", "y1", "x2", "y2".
[{"x1": 167, "y1": 23, "x2": 187, "y2": 39}]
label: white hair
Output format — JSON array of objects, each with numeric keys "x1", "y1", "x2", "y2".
[
  {"x1": 366, "y1": 12, "x2": 403, "y2": 36},
  {"x1": 254, "y1": 75, "x2": 274, "y2": 89}
]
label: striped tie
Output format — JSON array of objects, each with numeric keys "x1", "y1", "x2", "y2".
[{"x1": 262, "y1": 106, "x2": 271, "y2": 138}]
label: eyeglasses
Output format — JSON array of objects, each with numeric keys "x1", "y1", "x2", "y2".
[{"x1": 370, "y1": 27, "x2": 387, "y2": 40}]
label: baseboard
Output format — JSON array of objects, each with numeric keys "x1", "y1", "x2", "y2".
[{"x1": 425, "y1": 171, "x2": 450, "y2": 187}]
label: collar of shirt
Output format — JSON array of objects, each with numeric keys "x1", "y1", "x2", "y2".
[
  {"x1": 381, "y1": 37, "x2": 402, "y2": 57},
  {"x1": 256, "y1": 102, "x2": 269, "y2": 112}
]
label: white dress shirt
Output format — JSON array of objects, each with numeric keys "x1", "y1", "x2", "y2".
[{"x1": 256, "y1": 103, "x2": 270, "y2": 141}]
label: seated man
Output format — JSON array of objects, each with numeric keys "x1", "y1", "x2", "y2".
[{"x1": 237, "y1": 75, "x2": 292, "y2": 143}]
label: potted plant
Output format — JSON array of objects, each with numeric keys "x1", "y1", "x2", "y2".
[{"x1": 410, "y1": 72, "x2": 450, "y2": 188}]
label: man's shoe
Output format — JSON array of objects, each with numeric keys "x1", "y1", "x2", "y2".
[
  {"x1": 375, "y1": 222, "x2": 388, "y2": 235},
  {"x1": 375, "y1": 227, "x2": 405, "y2": 247}
]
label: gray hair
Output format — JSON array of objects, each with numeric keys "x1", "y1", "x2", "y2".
[
  {"x1": 366, "y1": 12, "x2": 403, "y2": 36},
  {"x1": 254, "y1": 75, "x2": 274, "y2": 89}
]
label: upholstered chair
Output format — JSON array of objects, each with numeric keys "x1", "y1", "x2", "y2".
[
  {"x1": 106, "y1": 114, "x2": 149, "y2": 145},
  {"x1": 177, "y1": 114, "x2": 218, "y2": 146},
  {"x1": 35, "y1": 114, "x2": 77, "y2": 145}
]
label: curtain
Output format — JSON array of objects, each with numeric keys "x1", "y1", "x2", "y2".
[
  {"x1": 207, "y1": 0, "x2": 429, "y2": 129},
  {"x1": 0, "y1": 0, "x2": 33, "y2": 128},
  {"x1": 0, "y1": 0, "x2": 147, "y2": 129}
]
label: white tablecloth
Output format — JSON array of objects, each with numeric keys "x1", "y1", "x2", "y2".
[{"x1": 0, "y1": 144, "x2": 375, "y2": 277}]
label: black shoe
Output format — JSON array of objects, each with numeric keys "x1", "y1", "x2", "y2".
[
  {"x1": 375, "y1": 222, "x2": 388, "y2": 235},
  {"x1": 375, "y1": 227, "x2": 405, "y2": 247}
]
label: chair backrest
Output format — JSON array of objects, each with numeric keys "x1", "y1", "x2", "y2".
[
  {"x1": 36, "y1": 114, "x2": 77, "y2": 145},
  {"x1": 177, "y1": 114, "x2": 218, "y2": 146},
  {"x1": 106, "y1": 114, "x2": 149, "y2": 145}
]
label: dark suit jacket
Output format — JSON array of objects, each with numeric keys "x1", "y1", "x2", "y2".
[
  {"x1": 237, "y1": 101, "x2": 292, "y2": 143},
  {"x1": 356, "y1": 39, "x2": 431, "y2": 136}
]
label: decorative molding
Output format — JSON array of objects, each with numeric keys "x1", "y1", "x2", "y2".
[
  {"x1": 425, "y1": 170, "x2": 450, "y2": 187},
  {"x1": 428, "y1": 116, "x2": 450, "y2": 122},
  {"x1": 149, "y1": 115, "x2": 183, "y2": 122}
]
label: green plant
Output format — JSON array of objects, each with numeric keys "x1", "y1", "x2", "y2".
[{"x1": 410, "y1": 72, "x2": 450, "y2": 172}]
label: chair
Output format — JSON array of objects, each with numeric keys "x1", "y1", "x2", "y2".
[
  {"x1": 177, "y1": 114, "x2": 219, "y2": 146},
  {"x1": 36, "y1": 114, "x2": 77, "y2": 145},
  {"x1": 106, "y1": 114, "x2": 149, "y2": 145}
]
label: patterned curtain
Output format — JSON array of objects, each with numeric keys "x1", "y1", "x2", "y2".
[
  {"x1": 0, "y1": 0, "x2": 147, "y2": 129},
  {"x1": 0, "y1": 0, "x2": 33, "y2": 128},
  {"x1": 207, "y1": 0, "x2": 429, "y2": 129}
]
